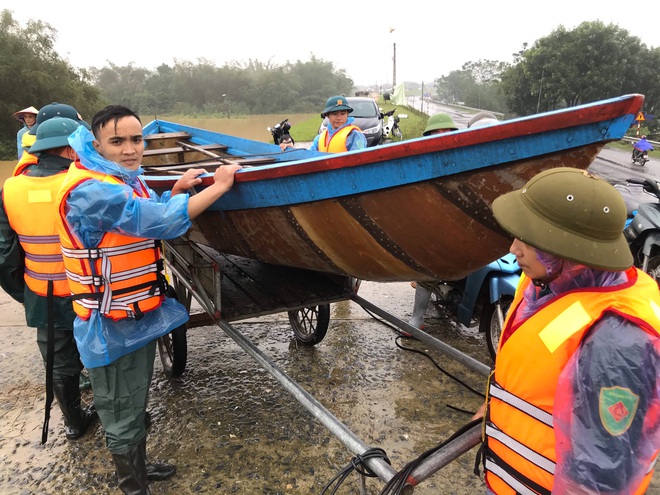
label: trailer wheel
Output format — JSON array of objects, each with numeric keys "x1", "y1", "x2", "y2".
[
  {"x1": 288, "y1": 304, "x2": 330, "y2": 345},
  {"x1": 158, "y1": 324, "x2": 187, "y2": 377},
  {"x1": 480, "y1": 296, "x2": 513, "y2": 363}
]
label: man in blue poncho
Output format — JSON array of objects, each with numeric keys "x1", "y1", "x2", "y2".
[{"x1": 56, "y1": 105, "x2": 241, "y2": 495}]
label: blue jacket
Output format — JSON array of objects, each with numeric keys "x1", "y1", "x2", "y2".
[{"x1": 62, "y1": 126, "x2": 191, "y2": 368}]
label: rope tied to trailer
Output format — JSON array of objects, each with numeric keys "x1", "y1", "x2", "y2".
[{"x1": 320, "y1": 447, "x2": 391, "y2": 494}]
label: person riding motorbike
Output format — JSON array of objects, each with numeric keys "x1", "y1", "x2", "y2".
[{"x1": 632, "y1": 135, "x2": 653, "y2": 163}]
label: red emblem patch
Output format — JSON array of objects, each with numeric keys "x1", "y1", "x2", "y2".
[{"x1": 608, "y1": 401, "x2": 629, "y2": 422}]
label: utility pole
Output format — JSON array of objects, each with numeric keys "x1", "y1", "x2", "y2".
[{"x1": 392, "y1": 42, "x2": 397, "y2": 88}]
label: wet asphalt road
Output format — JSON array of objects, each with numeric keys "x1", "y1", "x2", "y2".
[{"x1": 1, "y1": 146, "x2": 659, "y2": 495}]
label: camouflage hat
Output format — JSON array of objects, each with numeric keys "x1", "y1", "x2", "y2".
[
  {"x1": 492, "y1": 167, "x2": 632, "y2": 270},
  {"x1": 28, "y1": 117, "x2": 80, "y2": 154},
  {"x1": 321, "y1": 96, "x2": 353, "y2": 117},
  {"x1": 423, "y1": 113, "x2": 458, "y2": 136}
]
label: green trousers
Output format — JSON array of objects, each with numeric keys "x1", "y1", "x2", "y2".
[
  {"x1": 88, "y1": 340, "x2": 156, "y2": 453},
  {"x1": 36, "y1": 327, "x2": 83, "y2": 378}
]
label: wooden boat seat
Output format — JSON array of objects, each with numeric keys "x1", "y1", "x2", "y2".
[
  {"x1": 143, "y1": 131, "x2": 191, "y2": 142},
  {"x1": 143, "y1": 143, "x2": 229, "y2": 157}
]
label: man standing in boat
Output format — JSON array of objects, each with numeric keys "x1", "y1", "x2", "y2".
[
  {"x1": 56, "y1": 105, "x2": 241, "y2": 495},
  {"x1": 280, "y1": 95, "x2": 367, "y2": 152},
  {"x1": 477, "y1": 168, "x2": 660, "y2": 494}
]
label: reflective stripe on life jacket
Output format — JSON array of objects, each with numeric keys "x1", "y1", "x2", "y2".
[
  {"x1": 484, "y1": 268, "x2": 660, "y2": 495},
  {"x1": 3, "y1": 171, "x2": 70, "y2": 296},
  {"x1": 57, "y1": 163, "x2": 166, "y2": 321},
  {"x1": 319, "y1": 125, "x2": 361, "y2": 153}
]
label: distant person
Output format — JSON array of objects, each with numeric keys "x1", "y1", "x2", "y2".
[
  {"x1": 14, "y1": 103, "x2": 90, "y2": 175},
  {"x1": 421, "y1": 112, "x2": 459, "y2": 136},
  {"x1": 280, "y1": 96, "x2": 367, "y2": 152},
  {"x1": 56, "y1": 105, "x2": 241, "y2": 494},
  {"x1": 14, "y1": 106, "x2": 38, "y2": 159},
  {"x1": 0, "y1": 116, "x2": 98, "y2": 444},
  {"x1": 632, "y1": 135, "x2": 653, "y2": 162},
  {"x1": 466, "y1": 111, "x2": 499, "y2": 129}
]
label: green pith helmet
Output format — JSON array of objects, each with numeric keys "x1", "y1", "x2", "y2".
[
  {"x1": 321, "y1": 96, "x2": 353, "y2": 117},
  {"x1": 29, "y1": 117, "x2": 80, "y2": 154},
  {"x1": 29, "y1": 102, "x2": 90, "y2": 135},
  {"x1": 423, "y1": 113, "x2": 458, "y2": 136},
  {"x1": 492, "y1": 167, "x2": 632, "y2": 270}
]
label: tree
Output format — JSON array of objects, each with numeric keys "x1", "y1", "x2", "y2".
[
  {"x1": 0, "y1": 10, "x2": 105, "y2": 157},
  {"x1": 500, "y1": 21, "x2": 657, "y2": 116}
]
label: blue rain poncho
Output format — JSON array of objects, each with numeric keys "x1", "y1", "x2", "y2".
[{"x1": 63, "y1": 126, "x2": 192, "y2": 368}]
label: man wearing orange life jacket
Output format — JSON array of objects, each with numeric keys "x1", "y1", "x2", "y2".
[
  {"x1": 57, "y1": 105, "x2": 241, "y2": 495},
  {"x1": 0, "y1": 116, "x2": 98, "y2": 443},
  {"x1": 476, "y1": 168, "x2": 660, "y2": 494},
  {"x1": 279, "y1": 95, "x2": 367, "y2": 152}
]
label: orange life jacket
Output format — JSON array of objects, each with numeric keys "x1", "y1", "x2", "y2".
[
  {"x1": 319, "y1": 125, "x2": 361, "y2": 153},
  {"x1": 485, "y1": 268, "x2": 660, "y2": 495},
  {"x1": 57, "y1": 163, "x2": 166, "y2": 321},
  {"x1": 13, "y1": 151, "x2": 38, "y2": 176},
  {"x1": 3, "y1": 171, "x2": 70, "y2": 297}
]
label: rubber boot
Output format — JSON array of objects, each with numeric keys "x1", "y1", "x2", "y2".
[
  {"x1": 112, "y1": 442, "x2": 151, "y2": 495},
  {"x1": 409, "y1": 284, "x2": 433, "y2": 330},
  {"x1": 52, "y1": 374, "x2": 98, "y2": 440},
  {"x1": 141, "y1": 439, "x2": 176, "y2": 481}
]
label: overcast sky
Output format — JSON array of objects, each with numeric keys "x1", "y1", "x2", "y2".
[{"x1": 8, "y1": 1, "x2": 660, "y2": 87}]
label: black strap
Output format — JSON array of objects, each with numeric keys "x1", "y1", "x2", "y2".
[
  {"x1": 70, "y1": 279, "x2": 162, "y2": 301},
  {"x1": 41, "y1": 280, "x2": 55, "y2": 444}
]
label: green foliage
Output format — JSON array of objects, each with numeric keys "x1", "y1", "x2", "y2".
[
  {"x1": 499, "y1": 21, "x2": 660, "y2": 125},
  {"x1": 0, "y1": 10, "x2": 106, "y2": 159}
]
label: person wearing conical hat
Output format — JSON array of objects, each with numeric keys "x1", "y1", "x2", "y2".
[{"x1": 13, "y1": 106, "x2": 38, "y2": 159}]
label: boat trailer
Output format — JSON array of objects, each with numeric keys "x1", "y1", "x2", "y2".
[{"x1": 159, "y1": 236, "x2": 491, "y2": 493}]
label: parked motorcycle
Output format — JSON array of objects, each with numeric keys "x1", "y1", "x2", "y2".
[
  {"x1": 381, "y1": 108, "x2": 403, "y2": 140},
  {"x1": 268, "y1": 118, "x2": 294, "y2": 146},
  {"x1": 430, "y1": 253, "x2": 521, "y2": 360},
  {"x1": 622, "y1": 178, "x2": 660, "y2": 282}
]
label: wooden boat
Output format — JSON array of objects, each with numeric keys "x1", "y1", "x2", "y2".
[{"x1": 141, "y1": 94, "x2": 644, "y2": 282}]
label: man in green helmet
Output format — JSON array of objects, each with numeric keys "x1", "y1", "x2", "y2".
[
  {"x1": 280, "y1": 95, "x2": 367, "y2": 152},
  {"x1": 476, "y1": 167, "x2": 660, "y2": 494},
  {"x1": 0, "y1": 116, "x2": 98, "y2": 443}
]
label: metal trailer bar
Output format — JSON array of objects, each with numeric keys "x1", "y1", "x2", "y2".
[
  {"x1": 215, "y1": 319, "x2": 398, "y2": 484},
  {"x1": 168, "y1": 259, "x2": 398, "y2": 485},
  {"x1": 406, "y1": 423, "x2": 482, "y2": 488},
  {"x1": 351, "y1": 294, "x2": 492, "y2": 377}
]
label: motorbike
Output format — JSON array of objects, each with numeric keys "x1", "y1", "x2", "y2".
[
  {"x1": 430, "y1": 253, "x2": 521, "y2": 361},
  {"x1": 632, "y1": 148, "x2": 650, "y2": 166},
  {"x1": 381, "y1": 108, "x2": 403, "y2": 140},
  {"x1": 622, "y1": 178, "x2": 660, "y2": 282},
  {"x1": 268, "y1": 118, "x2": 294, "y2": 146}
]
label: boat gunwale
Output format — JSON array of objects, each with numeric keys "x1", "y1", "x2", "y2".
[{"x1": 142, "y1": 94, "x2": 642, "y2": 190}]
